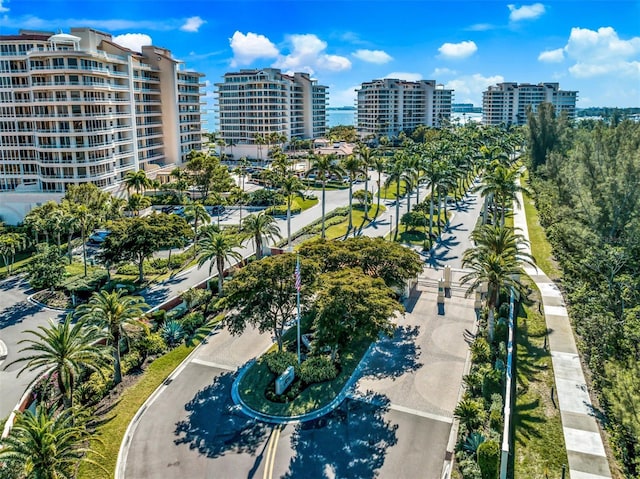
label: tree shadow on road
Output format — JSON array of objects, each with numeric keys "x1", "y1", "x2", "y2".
[
  {"x1": 173, "y1": 372, "x2": 269, "y2": 458},
  {"x1": 0, "y1": 300, "x2": 41, "y2": 329},
  {"x1": 358, "y1": 325, "x2": 422, "y2": 380},
  {"x1": 283, "y1": 394, "x2": 398, "y2": 479}
]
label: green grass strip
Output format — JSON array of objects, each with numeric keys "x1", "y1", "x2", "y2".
[
  {"x1": 77, "y1": 344, "x2": 196, "y2": 479},
  {"x1": 512, "y1": 291, "x2": 568, "y2": 477},
  {"x1": 520, "y1": 171, "x2": 562, "y2": 281}
]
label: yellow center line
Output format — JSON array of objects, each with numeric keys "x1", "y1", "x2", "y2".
[{"x1": 263, "y1": 424, "x2": 283, "y2": 479}]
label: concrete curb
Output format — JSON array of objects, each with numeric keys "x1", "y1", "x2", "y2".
[
  {"x1": 0, "y1": 339, "x2": 7, "y2": 367},
  {"x1": 26, "y1": 293, "x2": 74, "y2": 314},
  {"x1": 230, "y1": 342, "x2": 376, "y2": 425}
]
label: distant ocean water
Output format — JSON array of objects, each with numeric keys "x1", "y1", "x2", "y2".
[{"x1": 327, "y1": 109, "x2": 355, "y2": 127}]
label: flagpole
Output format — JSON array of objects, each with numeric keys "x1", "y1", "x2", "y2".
[{"x1": 296, "y1": 254, "x2": 301, "y2": 364}]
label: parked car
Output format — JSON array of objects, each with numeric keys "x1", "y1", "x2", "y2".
[
  {"x1": 88, "y1": 229, "x2": 110, "y2": 244},
  {"x1": 209, "y1": 205, "x2": 226, "y2": 215}
]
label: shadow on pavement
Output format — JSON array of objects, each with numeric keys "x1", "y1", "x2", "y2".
[
  {"x1": 283, "y1": 394, "x2": 398, "y2": 479},
  {"x1": 359, "y1": 325, "x2": 422, "y2": 380},
  {"x1": 0, "y1": 276, "x2": 28, "y2": 292},
  {"x1": 174, "y1": 372, "x2": 269, "y2": 458},
  {"x1": 0, "y1": 300, "x2": 41, "y2": 329}
]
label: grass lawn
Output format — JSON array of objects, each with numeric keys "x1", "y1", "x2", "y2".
[
  {"x1": 0, "y1": 251, "x2": 33, "y2": 276},
  {"x1": 377, "y1": 180, "x2": 409, "y2": 200},
  {"x1": 521, "y1": 171, "x2": 562, "y2": 281},
  {"x1": 323, "y1": 204, "x2": 385, "y2": 240},
  {"x1": 77, "y1": 316, "x2": 224, "y2": 479},
  {"x1": 511, "y1": 283, "x2": 568, "y2": 477},
  {"x1": 292, "y1": 196, "x2": 319, "y2": 210}
]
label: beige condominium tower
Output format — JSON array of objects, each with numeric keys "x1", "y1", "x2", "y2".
[{"x1": 0, "y1": 28, "x2": 204, "y2": 224}]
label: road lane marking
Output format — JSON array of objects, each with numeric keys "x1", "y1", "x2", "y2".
[
  {"x1": 190, "y1": 358, "x2": 236, "y2": 371},
  {"x1": 388, "y1": 403, "x2": 453, "y2": 424},
  {"x1": 263, "y1": 424, "x2": 283, "y2": 479}
]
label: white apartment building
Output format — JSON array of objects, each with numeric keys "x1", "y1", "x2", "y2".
[
  {"x1": 482, "y1": 82, "x2": 578, "y2": 126},
  {"x1": 215, "y1": 68, "x2": 328, "y2": 159},
  {"x1": 0, "y1": 28, "x2": 204, "y2": 224},
  {"x1": 356, "y1": 78, "x2": 453, "y2": 138}
]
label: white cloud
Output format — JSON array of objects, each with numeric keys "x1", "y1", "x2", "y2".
[
  {"x1": 229, "y1": 31, "x2": 279, "y2": 67},
  {"x1": 508, "y1": 3, "x2": 546, "y2": 21},
  {"x1": 331, "y1": 85, "x2": 359, "y2": 107},
  {"x1": 466, "y1": 23, "x2": 495, "y2": 32},
  {"x1": 563, "y1": 26, "x2": 640, "y2": 78},
  {"x1": 0, "y1": 0, "x2": 9, "y2": 13},
  {"x1": 445, "y1": 73, "x2": 504, "y2": 105},
  {"x1": 438, "y1": 41, "x2": 477, "y2": 59},
  {"x1": 538, "y1": 48, "x2": 564, "y2": 63},
  {"x1": 384, "y1": 72, "x2": 423, "y2": 82},
  {"x1": 432, "y1": 67, "x2": 457, "y2": 77},
  {"x1": 180, "y1": 16, "x2": 205, "y2": 33},
  {"x1": 352, "y1": 49, "x2": 392, "y2": 64},
  {"x1": 113, "y1": 33, "x2": 152, "y2": 53},
  {"x1": 273, "y1": 34, "x2": 351, "y2": 73}
]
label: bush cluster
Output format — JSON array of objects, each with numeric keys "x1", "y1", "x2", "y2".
[
  {"x1": 298, "y1": 355, "x2": 338, "y2": 384},
  {"x1": 264, "y1": 350, "x2": 297, "y2": 375}
]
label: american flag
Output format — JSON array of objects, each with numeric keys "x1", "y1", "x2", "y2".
[{"x1": 294, "y1": 257, "x2": 301, "y2": 292}]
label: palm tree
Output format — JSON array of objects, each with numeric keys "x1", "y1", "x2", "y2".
[
  {"x1": 127, "y1": 193, "x2": 151, "y2": 216},
  {"x1": 184, "y1": 202, "x2": 211, "y2": 253},
  {"x1": 254, "y1": 133, "x2": 266, "y2": 164},
  {"x1": 475, "y1": 164, "x2": 530, "y2": 226},
  {"x1": 70, "y1": 204, "x2": 94, "y2": 277},
  {"x1": 306, "y1": 154, "x2": 346, "y2": 239},
  {"x1": 240, "y1": 211, "x2": 282, "y2": 260},
  {"x1": 59, "y1": 203, "x2": 78, "y2": 263},
  {"x1": 75, "y1": 290, "x2": 148, "y2": 385},
  {"x1": 197, "y1": 230, "x2": 243, "y2": 296},
  {"x1": 277, "y1": 174, "x2": 305, "y2": 250},
  {"x1": 356, "y1": 144, "x2": 373, "y2": 220},
  {"x1": 0, "y1": 405, "x2": 103, "y2": 479},
  {"x1": 0, "y1": 232, "x2": 26, "y2": 275},
  {"x1": 454, "y1": 398, "x2": 486, "y2": 432},
  {"x1": 372, "y1": 153, "x2": 387, "y2": 218},
  {"x1": 6, "y1": 315, "x2": 110, "y2": 409},
  {"x1": 124, "y1": 170, "x2": 152, "y2": 198},
  {"x1": 341, "y1": 154, "x2": 366, "y2": 235},
  {"x1": 461, "y1": 248, "x2": 525, "y2": 342},
  {"x1": 384, "y1": 150, "x2": 410, "y2": 241},
  {"x1": 465, "y1": 224, "x2": 536, "y2": 268}
]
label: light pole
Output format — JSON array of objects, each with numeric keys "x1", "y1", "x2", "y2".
[{"x1": 389, "y1": 214, "x2": 392, "y2": 240}]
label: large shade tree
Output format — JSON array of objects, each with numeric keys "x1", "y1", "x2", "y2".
[{"x1": 222, "y1": 253, "x2": 317, "y2": 351}]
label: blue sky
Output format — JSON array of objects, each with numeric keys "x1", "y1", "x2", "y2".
[{"x1": 1, "y1": 0, "x2": 639, "y2": 118}]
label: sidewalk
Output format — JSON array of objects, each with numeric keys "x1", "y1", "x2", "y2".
[{"x1": 514, "y1": 189, "x2": 612, "y2": 479}]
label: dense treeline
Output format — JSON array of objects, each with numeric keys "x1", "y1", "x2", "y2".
[{"x1": 527, "y1": 106, "x2": 640, "y2": 476}]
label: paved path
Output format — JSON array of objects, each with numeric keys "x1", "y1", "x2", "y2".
[{"x1": 514, "y1": 188, "x2": 612, "y2": 479}]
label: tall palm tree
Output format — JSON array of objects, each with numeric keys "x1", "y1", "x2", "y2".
[
  {"x1": 0, "y1": 232, "x2": 26, "y2": 275},
  {"x1": 341, "y1": 154, "x2": 366, "y2": 235},
  {"x1": 124, "y1": 170, "x2": 152, "y2": 198},
  {"x1": 461, "y1": 248, "x2": 525, "y2": 342},
  {"x1": 277, "y1": 174, "x2": 305, "y2": 250},
  {"x1": 6, "y1": 315, "x2": 110, "y2": 409},
  {"x1": 384, "y1": 151, "x2": 410, "y2": 241},
  {"x1": 240, "y1": 211, "x2": 282, "y2": 260},
  {"x1": 372, "y1": 153, "x2": 387, "y2": 218},
  {"x1": 127, "y1": 193, "x2": 151, "y2": 216},
  {"x1": 75, "y1": 290, "x2": 148, "y2": 385},
  {"x1": 305, "y1": 154, "x2": 346, "y2": 239},
  {"x1": 465, "y1": 224, "x2": 536, "y2": 268},
  {"x1": 184, "y1": 202, "x2": 211, "y2": 253},
  {"x1": 356, "y1": 144, "x2": 373, "y2": 220},
  {"x1": 254, "y1": 133, "x2": 266, "y2": 164},
  {"x1": 59, "y1": 203, "x2": 78, "y2": 264},
  {"x1": 0, "y1": 405, "x2": 103, "y2": 479},
  {"x1": 197, "y1": 230, "x2": 243, "y2": 296},
  {"x1": 476, "y1": 164, "x2": 531, "y2": 226}
]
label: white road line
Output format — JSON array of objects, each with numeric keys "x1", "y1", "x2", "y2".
[
  {"x1": 190, "y1": 357, "x2": 236, "y2": 371},
  {"x1": 388, "y1": 403, "x2": 453, "y2": 424}
]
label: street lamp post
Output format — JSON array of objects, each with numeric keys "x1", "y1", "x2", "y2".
[{"x1": 389, "y1": 215, "x2": 392, "y2": 240}]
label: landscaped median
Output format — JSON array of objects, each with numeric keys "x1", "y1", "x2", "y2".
[{"x1": 233, "y1": 325, "x2": 372, "y2": 420}]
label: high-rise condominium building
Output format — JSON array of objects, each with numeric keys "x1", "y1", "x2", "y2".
[
  {"x1": 0, "y1": 28, "x2": 204, "y2": 224},
  {"x1": 215, "y1": 68, "x2": 328, "y2": 159},
  {"x1": 356, "y1": 78, "x2": 453, "y2": 138},
  {"x1": 482, "y1": 82, "x2": 577, "y2": 126}
]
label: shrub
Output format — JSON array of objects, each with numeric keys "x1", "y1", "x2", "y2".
[
  {"x1": 181, "y1": 288, "x2": 211, "y2": 309},
  {"x1": 454, "y1": 398, "x2": 486, "y2": 432},
  {"x1": 83, "y1": 367, "x2": 114, "y2": 404},
  {"x1": 121, "y1": 351, "x2": 144, "y2": 375},
  {"x1": 298, "y1": 355, "x2": 338, "y2": 384},
  {"x1": 166, "y1": 305, "x2": 188, "y2": 321},
  {"x1": 132, "y1": 332, "x2": 166, "y2": 358},
  {"x1": 116, "y1": 263, "x2": 139, "y2": 276},
  {"x1": 463, "y1": 369, "x2": 484, "y2": 397},
  {"x1": 149, "y1": 257, "x2": 170, "y2": 271},
  {"x1": 264, "y1": 350, "x2": 297, "y2": 375},
  {"x1": 148, "y1": 309, "x2": 166, "y2": 330},
  {"x1": 180, "y1": 311, "x2": 206, "y2": 337},
  {"x1": 265, "y1": 205, "x2": 301, "y2": 217},
  {"x1": 458, "y1": 458, "x2": 482, "y2": 479},
  {"x1": 471, "y1": 337, "x2": 492, "y2": 364},
  {"x1": 62, "y1": 269, "x2": 108, "y2": 293},
  {"x1": 161, "y1": 320, "x2": 184, "y2": 348},
  {"x1": 489, "y1": 407, "x2": 503, "y2": 432},
  {"x1": 463, "y1": 431, "x2": 486, "y2": 456},
  {"x1": 477, "y1": 440, "x2": 500, "y2": 479},
  {"x1": 482, "y1": 368, "x2": 503, "y2": 402}
]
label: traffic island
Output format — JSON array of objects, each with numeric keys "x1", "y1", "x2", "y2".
[{"x1": 231, "y1": 336, "x2": 372, "y2": 423}]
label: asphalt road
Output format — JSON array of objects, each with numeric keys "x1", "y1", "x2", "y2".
[{"x1": 122, "y1": 189, "x2": 482, "y2": 479}]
